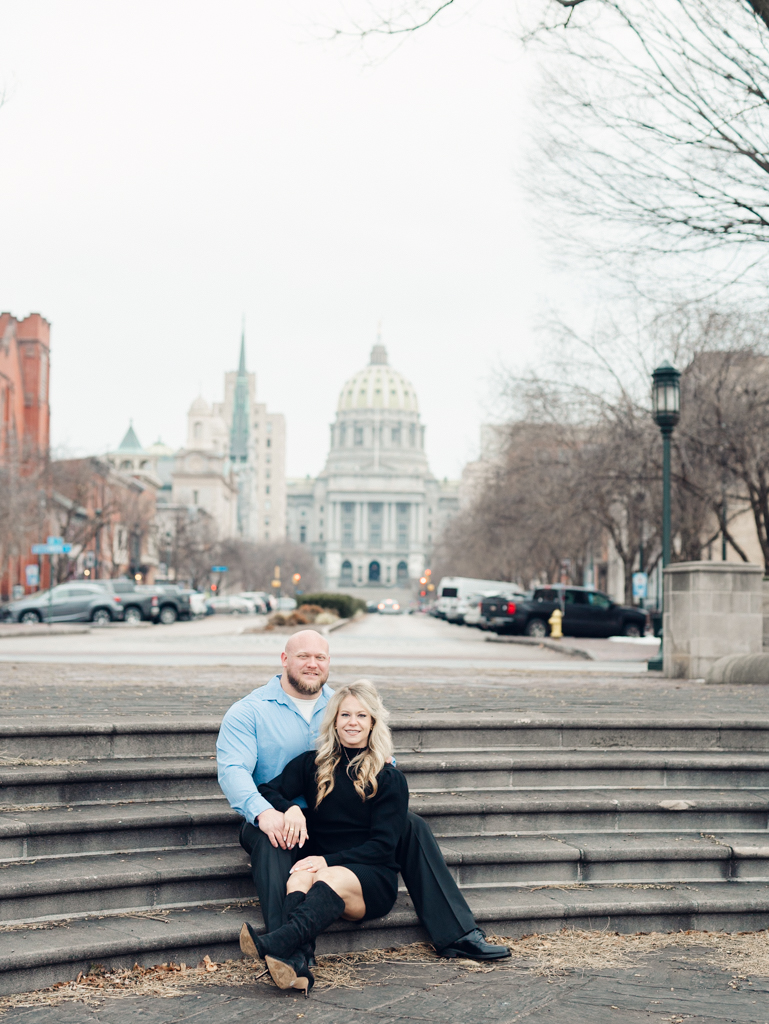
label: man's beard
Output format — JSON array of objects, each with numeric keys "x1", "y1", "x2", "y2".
[{"x1": 286, "y1": 666, "x2": 327, "y2": 696}]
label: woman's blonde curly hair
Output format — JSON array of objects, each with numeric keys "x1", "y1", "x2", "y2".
[{"x1": 314, "y1": 679, "x2": 392, "y2": 807}]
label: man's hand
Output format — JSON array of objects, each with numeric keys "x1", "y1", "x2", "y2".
[
  {"x1": 257, "y1": 808, "x2": 287, "y2": 849},
  {"x1": 284, "y1": 805, "x2": 308, "y2": 849},
  {"x1": 290, "y1": 855, "x2": 327, "y2": 874}
]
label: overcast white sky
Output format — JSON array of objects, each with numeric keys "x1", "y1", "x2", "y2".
[{"x1": 0, "y1": 0, "x2": 550, "y2": 479}]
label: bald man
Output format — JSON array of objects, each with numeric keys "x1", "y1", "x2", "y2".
[{"x1": 217, "y1": 629, "x2": 508, "y2": 961}]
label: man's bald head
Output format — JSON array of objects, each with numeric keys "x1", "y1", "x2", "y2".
[
  {"x1": 284, "y1": 629, "x2": 329, "y2": 658},
  {"x1": 280, "y1": 629, "x2": 330, "y2": 698}
]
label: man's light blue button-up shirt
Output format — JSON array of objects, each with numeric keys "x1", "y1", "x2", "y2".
[{"x1": 216, "y1": 673, "x2": 334, "y2": 824}]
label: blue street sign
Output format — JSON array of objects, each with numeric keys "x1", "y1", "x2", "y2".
[
  {"x1": 632, "y1": 572, "x2": 648, "y2": 600},
  {"x1": 211, "y1": 566, "x2": 228, "y2": 573},
  {"x1": 25, "y1": 563, "x2": 40, "y2": 587},
  {"x1": 32, "y1": 543, "x2": 72, "y2": 555}
]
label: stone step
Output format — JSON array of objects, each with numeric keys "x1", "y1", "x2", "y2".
[
  {"x1": 0, "y1": 800, "x2": 240, "y2": 860},
  {"x1": 4, "y1": 882, "x2": 769, "y2": 996},
  {"x1": 10, "y1": 749, "x2": 769, "y2": 810},
  {"x1": 0, "y1": 757, "x2": 220, "y2": 806},
  {"x1": 417, "y1": 788, "x2": 769, "y2": 833},
  {"x1": 0, "y1": 846, "x2": 254, "y2": 924},
  {"x1": 3, "y1": 784, "x2": 769, "y2": 856},
  {"x1": 441, "y1": 832, "x2": 769, "y2": 886},
  {"x1": 5, "y1": 828, "x2": 769, "y2": 928},
  {"x1": 398, "y1": 749, "x2": 769, "y2": 790},
  {"x1": 7, "y1": 715, "x2": 769, "y2": 760}
]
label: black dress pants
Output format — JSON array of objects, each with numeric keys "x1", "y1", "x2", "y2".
[{"x1": 239, "y1": 811, "x2": 475, "y2": 948}]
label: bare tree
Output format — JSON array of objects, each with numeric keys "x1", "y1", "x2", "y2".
[{"x1": 216, "y1": 538, "x2": 323, "y2": 595}]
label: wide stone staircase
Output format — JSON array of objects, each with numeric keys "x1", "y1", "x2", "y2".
[{"x1": 3, "y1": 714, "x2": 769, "y2": 994}]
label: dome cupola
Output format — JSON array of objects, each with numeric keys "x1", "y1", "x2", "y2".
[{"x1": 337, "y1": 345, "x2": 419, "y2": 413}]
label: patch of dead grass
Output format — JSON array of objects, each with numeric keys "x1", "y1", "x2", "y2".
[{"x1": 3, "y1": 928, "x2": 769, "y2": 1012}]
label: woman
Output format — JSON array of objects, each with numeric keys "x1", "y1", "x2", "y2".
[{"x1": 239, "y1": 679, "x2": 408, "y2": 996}]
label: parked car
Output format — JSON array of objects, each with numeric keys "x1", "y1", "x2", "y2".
[
  {"x1": 366, "y1": 600, "x2": 380, "y2": 613},
  {"x1": 108, "y1": 580, "x2": 189, "y2": 625},
  {"x1": 435, "y1": 576, "x2": 526, "y2": 620},
  {"x1": 239, "y1": 592, "x2": 269, "y2": 614},
  {"x1": 462, "y1": 590, "x2": 512, "y2": 629},
  {"x1": 481, "y1": 585, "x2": 648, "y2": 638},
  {"x1": 377, "y1": 599, "x2": 402, "y2": 615},
  {"x1": 206, "y1": 595, "x2": 255, "y2": 615},
  {"x1": 188, "y1": 592, "x2": 208, "y2": 617},
  {"x1": 275, "y1": 597, "x2": 297, "y2": 611},
  {"x1": 112, "y1": 585, "x2": 160, "y2": 624},
  {"x1": 0, "y1": 582, "x2": 124, "y2": 625}
]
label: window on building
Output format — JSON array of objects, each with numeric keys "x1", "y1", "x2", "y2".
[
  {"x1": 265, "y1": 518, "x2": 270, "y2": 526},
  {"x1": 265, "y1": 486, "x2": 270, "y2": 494},
  {"x1": 369, "y1": 502, "x2": 383, "y2": 547},
  {"x1": 396, "y1": 503, "x2": 410, "y2": 548},
  {"x1": 266, "y1": 438, "x2": 271, "y2": 447},
  {"x1": 192, "y1": 490, "x2": 199, "y2": 505},
  {"x1": 391, "y1": 426, "x2": 401, "y2": 445},
  {"x1": 409, "y1": 424, "x2": 416, "y2": 446},
  {"x1": 354, "y1": 427, "x2": 364, "y2": 446},
  {"x1": 120, "y1": 460, "x2": 132, "y2": 470},
  {"x1": 340, "y1": 560, "x2": 353, "y2": 582},
  {"x1": 300, "y1": 525, "x2": 307, "y2": 543},
  {"x1": 340, "y1": 424, "x2": 347, "y2": 446},
  {"x1": 193, "y1": 422, "x2": 202, "y2": 440},
  {"x1": 266, "y1": 469, "x2": 271, "y2": 478},
  {"x1": 266, "y1": 454, "x2": 271, "y2": 463},
  {"x1": 266, "y1": 421, "x2": 272, "y2": 433},
  {"x1": 341, "y1": 502, "x2": 355, "y2": 546},
  {"x1": 368, "y1": 560, "x2": 381, "y2": 583},
  {"x1": 397, "y1": 560, "x2": 409, "y2": 584},
  {"x1": 265, "y1": 500, "x2": 271, "y2": 510}
]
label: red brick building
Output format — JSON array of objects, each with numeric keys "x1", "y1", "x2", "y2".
[{"x1": 0, "y1": 312, "x2": 52, "y2": 599}]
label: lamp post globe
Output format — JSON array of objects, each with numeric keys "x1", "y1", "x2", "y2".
[{"x1": 651, "y1": 361, "x2": 681, "y2": 431}]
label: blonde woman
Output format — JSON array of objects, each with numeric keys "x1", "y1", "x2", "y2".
[{"x1": 239, "y1": 679, "x2": 407, "y2": 995}]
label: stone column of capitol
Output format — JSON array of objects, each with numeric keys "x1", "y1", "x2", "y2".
[{"x1": 286, "y1": 342, "x2": 459, "y2": 592}]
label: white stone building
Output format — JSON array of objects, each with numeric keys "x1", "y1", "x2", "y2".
[
  {"x1": 179, "y1": 336, "x2": 286, "y2": 542},
  {"x1": 286, "y1": 343, "x2": 459, "y2": 590}
]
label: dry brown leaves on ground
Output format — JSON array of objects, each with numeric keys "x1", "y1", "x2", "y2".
[{"x1": 3, "y1": 928, "x2": 769, "y2": 1012}]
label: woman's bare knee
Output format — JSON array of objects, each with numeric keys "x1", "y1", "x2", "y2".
[{"x1": 287, "y1": 870, "x2": 313, "y2": 894}]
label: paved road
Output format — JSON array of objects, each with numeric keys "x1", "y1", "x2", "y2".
[{"x1": 0, "y1": 612, "x2": 657, "y2": 673}]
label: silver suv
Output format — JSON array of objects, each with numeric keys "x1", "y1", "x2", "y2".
[{"x1": 1, "y1": 582, "x2": 124, "y2": 625}]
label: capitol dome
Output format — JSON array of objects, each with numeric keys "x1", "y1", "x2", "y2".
[{"x1": 337, "y1": 344, "x2": 419, "y2": 413}]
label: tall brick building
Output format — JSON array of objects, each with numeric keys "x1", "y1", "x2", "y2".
[{"x1": 0, "y1": 312, "x2": 51, "y2": 598}]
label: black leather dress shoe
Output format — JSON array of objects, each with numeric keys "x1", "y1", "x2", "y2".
[{"x1": 437, "y1": 929, "x2": 511, "y2": 961}]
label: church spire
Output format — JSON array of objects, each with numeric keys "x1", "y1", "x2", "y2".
[
  {"x1": 230, "y1": 323, "x2": 249, "y2": 462},
  {"x1": 237, "y1": 318, "x2": 247, "y2": 374}
]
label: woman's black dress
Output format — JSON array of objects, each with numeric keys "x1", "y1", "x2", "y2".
[{"x1": 258, "y1": 748, "x2": 408, "y2": 921}]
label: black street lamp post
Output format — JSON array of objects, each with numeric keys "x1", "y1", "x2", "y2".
[{"x1": 648, "y1": 361, "x2": 681, "y2": 671}]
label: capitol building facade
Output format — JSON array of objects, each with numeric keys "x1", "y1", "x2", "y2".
[{"x1": 286, "y1": 344, "x2": 459, "y2": 590}]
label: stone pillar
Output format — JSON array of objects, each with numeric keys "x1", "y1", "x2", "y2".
[{"x1": 663, "y1": 561, "x2": 764, "y2": 679}]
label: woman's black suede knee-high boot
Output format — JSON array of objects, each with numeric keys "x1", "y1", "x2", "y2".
[
  {"x1": 240, "y1": 890, "x2": 306, "y2": 961},
  {"x1": 253, "y1": 881, "x2": 346, "y2": 961}
]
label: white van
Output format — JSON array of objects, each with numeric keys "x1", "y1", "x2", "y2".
[{"x1": 435, "y1": 577, "x2": 525, "y2": 619}]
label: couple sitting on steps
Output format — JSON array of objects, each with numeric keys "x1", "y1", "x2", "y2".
[{"x1": 216, "y1": 628, "x2": 510, "y2": 996}]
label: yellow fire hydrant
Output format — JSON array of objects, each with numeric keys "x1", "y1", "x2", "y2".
[{"x1": 548, "y1": 607, "x2": 563, "y2": 639}]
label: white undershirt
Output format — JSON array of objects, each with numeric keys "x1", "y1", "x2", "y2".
[{"x1": 287, "y1": 693, "x2": 320, "y2": 723}]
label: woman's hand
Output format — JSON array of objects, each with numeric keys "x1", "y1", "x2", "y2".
[
  {"x1": 283, "y1": 805, "x2": 308, "y2": 849},
  {"x1": 290, "y1": 855, "x2": 327, "y2": 874}
]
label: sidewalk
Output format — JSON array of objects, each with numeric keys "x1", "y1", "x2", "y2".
[{"x1": 1, "y1": 931, "x2": 767, "y2": 1023}]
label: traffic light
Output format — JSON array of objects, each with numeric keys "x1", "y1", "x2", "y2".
[
  {"x1": 419, "y1": 577, "x2": 427, "y2": 585},
  {"x1": 292, "y1": 573, "x2": 301, "y2": 584}
]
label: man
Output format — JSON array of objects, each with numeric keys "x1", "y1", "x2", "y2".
[{"x1": 217, "y1": 628, "x2": 508, "y2": 961}]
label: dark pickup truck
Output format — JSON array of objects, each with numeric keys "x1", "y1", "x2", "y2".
[
  {"x1": 108, "y1": 581, "x2": 191, "y2": 625},
  {"x1": 482, "y1": 585, "x2": 648, "y2": 639}
]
